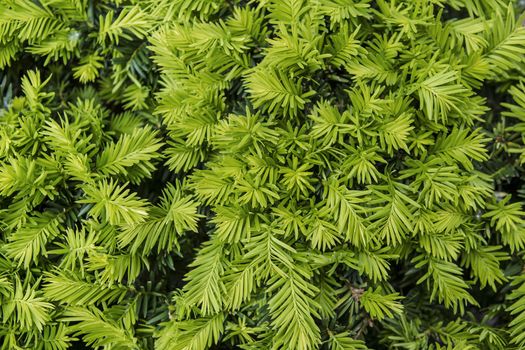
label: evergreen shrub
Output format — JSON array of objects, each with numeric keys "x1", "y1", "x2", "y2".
[{"x1": 1, "y1": 0, "x2": 525, "y2": 349}]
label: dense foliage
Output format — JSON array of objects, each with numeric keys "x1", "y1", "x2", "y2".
[{"x1": 2, "y1": 0, "x2": 525, "y2": 349}]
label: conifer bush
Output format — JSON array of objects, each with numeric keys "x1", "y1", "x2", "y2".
[{"x1": 3, "y1": 0, "x2": 525, "y2": 349}]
